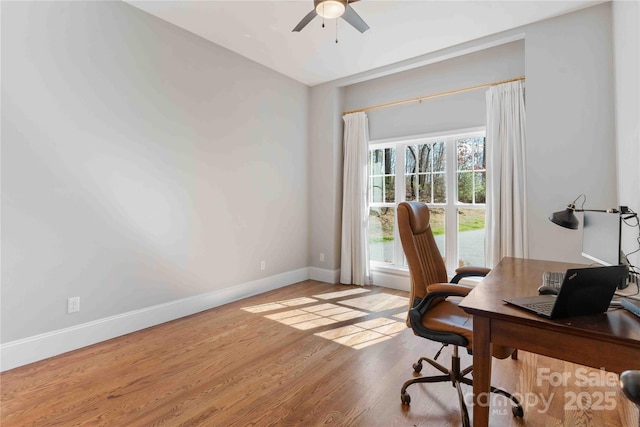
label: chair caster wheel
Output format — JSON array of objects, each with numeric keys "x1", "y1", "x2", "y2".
[
  {"x1": 512, "y1": 404, "x2": 524, "y2": 418},
  {"x1": 401, "y1": 392, "x2": 411, "y2": 405},
  {"x1": 412, "y1": 362, "x2": 423, "y2": 373}
]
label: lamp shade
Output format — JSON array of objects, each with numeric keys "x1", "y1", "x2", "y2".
[
  {"x1": 315, "y1": 0, "x2": 346, "y2": 19},
  {"x1": 549, "y1": 207, "x2": 580, "y2": 230}
]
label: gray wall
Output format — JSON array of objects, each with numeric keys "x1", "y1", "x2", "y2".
[
  {"x1": 613, "y1": 0, "x2": 640, "y2": 271},
  {"x1": 344, "y1": 41, "x2": 525, "y2": 141},
  {"x1": 525, "y1": 3, "x2": 616, "y2": 263},
  {"x1": 2, "y1": 1, "x2": 309, "y2": 343},
  {"x1": 308, "y1": 2, "x2": 624, "y2": 280},
  {"x1": 309, "y1": 84, "x2": 344, "y2": 275}
]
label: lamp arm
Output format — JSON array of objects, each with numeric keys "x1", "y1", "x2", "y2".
[
  {"x1": 574, "y1": 208, "x2": 620, "y2": 213},
  {"x1": 551, "y1": 195, "x2": 627, "y2": 230}
]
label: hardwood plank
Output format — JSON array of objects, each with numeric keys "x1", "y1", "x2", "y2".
[{"x1": 1, "y1": 281, "x2": 637, "y2": 426}]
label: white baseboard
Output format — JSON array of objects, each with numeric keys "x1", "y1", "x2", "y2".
[
  {"x1": 0, "y1": 268, "x2": 310, "y2": 372},
  {"x1": 309, "y1": 266, "x2": 340, "y2": 284},
  {"x1": 370, "y1": 268, "x2": 410, "y2": 291}
]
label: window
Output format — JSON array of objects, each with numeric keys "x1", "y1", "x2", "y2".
[{"x1": 368, "y1": 129, "x2": 486, "y2": 274}]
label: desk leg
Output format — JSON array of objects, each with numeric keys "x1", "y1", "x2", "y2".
[{"x1": 472, "y1": 316, "x2": 491, "y2": 427}]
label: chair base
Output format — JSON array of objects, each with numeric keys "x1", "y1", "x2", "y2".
[{"x1": 400, "y1": 347, "x2": 523, "y2": 427}]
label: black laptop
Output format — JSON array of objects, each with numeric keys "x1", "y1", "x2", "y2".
[{"x1": 503, "y1": 265, "x2": 627, "y2": 319}]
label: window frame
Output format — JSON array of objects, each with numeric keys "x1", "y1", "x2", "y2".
[{"x1": 368, "y1": 127, "x2": 487, "y2": 275}]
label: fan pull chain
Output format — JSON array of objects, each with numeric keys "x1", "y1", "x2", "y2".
[
  {"x1": 335, "y1": 17, "x2": 339, "y2": 43},
  {"x1": 322, "y1": 3, "x2": 325, "y2": 28}
]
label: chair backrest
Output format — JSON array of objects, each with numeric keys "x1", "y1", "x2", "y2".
[{"x1": 397, "y1": 201, "x2": 449, "y2": 304}]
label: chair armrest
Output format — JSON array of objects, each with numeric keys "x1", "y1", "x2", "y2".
[
  {"x1": 426, "y1": 283, "x2": 474, "y2": 297},
  {"x1": 408, "y1": 283, "x2": 475, "y2": 348},
  {"x1": 411, "y1": 283, "x2": 474, "y2": 317},
  {"x1": 451, "y1": 266, "x2": 491, "y2": 284}
]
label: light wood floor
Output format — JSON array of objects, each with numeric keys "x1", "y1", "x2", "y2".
[{"x1": 1, "y1": 280, "x2": 637, "y2": 426}]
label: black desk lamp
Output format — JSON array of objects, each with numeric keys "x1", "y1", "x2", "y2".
[
  {"x1": 549, "y1": 194, "x2": 637, "y2": 290},
  {"x1": 549, "y1": 194, "x2": 620, "y2": 230}
]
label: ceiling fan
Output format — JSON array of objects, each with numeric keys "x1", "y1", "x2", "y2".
[{"x1": 292, "y1": 0, "x2": 369, "y2": 33}]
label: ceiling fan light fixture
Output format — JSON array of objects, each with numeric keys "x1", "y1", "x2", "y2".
[{"x1": 315, "y1": 0, "x2": 346, "y2": 19}]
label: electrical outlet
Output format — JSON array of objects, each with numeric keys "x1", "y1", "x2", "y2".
[
  {"x1": 260, "y1": 261, "x2": 266, "y2": 271},
  {"x1": 320, "y1": 253, "x2": 325, "y2": 262},
  {"x1": 67, "y1": 297, "x2": 80, "y2": 314}
]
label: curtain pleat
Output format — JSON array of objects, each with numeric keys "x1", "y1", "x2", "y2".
[{"x1": 340, "y1": 112, "x2": 370, "y2": 285}]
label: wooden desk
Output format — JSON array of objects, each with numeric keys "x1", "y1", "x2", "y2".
[{"x1": 459, "y1": 257, "x2": 640, "y2": 426}]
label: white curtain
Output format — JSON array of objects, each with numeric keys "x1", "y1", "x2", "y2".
[
  {"x1": 340, "y1": 112, "x2": 370, "y2": 285},
  {"x1": 485, "y1": 80, "x2": 528, "y2": 268}
]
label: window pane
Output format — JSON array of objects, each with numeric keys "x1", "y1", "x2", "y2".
[
  {"x1": 457, "y1": 172, "x2": 473, "y2": 203},
  {"x1": 458, "y1": 208, "x2": 485, "y2": 267},
  {"x1": 384, "y1": 148, "x2": 396, "y2": 174},
  {"x1": 433, "y1": 173, "x2": 446, "y2": 203},
  {"x1": 369, "y1": 207, "x2": 395, "y2": 264},
  {"x1": 370, "y1": 149, "x2": 383, "y2": 175},
  {"x1": 405, "y1": 145, "x2": 417, "y2": 174},
  {"x1": 384, "y1": 176, "x2": 395, "y2": 203},
  {"x1": 429, "y1": 207, "x2": 446, "y2": 260},
  {"x1": 433, "y1": 141, "x2": 446, "y2": 172},
  {"x1": 369, "y1": 147, "x2": 396, "y2": 205},
  {"x1": 418, "y1": 174, "x2": 431, "y2": 203},
  {"x1": 473, "y1": 138, "x2": 486, "y2": 170},
  {"x1": 475, "y1": 172, "x2": 486, "y2": 204},
  {"x1": 418, "y1": 144, "x2": 431, "y2": 173},
  {"x1": 371, "y1": 176, "x2": 383, "y2": 203},
  {"x1": 405, "y1": 175, "x2": 416, "y2": 201},
  {"x1": 457, "y1": 139, "x2": 474, "y2": 171}
]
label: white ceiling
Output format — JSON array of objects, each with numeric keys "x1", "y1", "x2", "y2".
[{"x1": 126, "y1": 0, "x2": 604, "y2": 86}]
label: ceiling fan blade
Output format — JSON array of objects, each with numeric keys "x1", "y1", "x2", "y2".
[
  {"x1": 342, "y1": 5, "x2": 369, "y2": 33},
  {"x1": 292, "y1": 9, "x2": 318, "y2": 32}
]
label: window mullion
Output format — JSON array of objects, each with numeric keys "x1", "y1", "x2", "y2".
[
  {"x1": 395, "y1": 144, "x2": 406, "y2": 268},
  {"x1": 471, "y1": 141, "x2": 476, "y2": 204},
  {"x1": 445, "y1": 136, "x2": 457, "y2": 274}
]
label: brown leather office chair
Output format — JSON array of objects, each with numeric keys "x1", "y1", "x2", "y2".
[{"x1": 397, "y1": 201, "x2": 523, "y2": 426}]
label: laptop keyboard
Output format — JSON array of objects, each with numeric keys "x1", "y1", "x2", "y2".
[
  {"x1": 542, "y1": 271, "x2": 565, "y2": 289},
  {"x1": 522, "y1": 301, "x2": 555, "y2": 315}
]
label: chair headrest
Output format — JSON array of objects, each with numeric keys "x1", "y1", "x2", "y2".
[{"x1": 399, "y1": 202, "x2": 431, "y2": 234}]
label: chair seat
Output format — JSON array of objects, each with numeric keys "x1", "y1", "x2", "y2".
[
  {"x1": 421, "y1": 300, "x2": 473, "y2": 344},
  {"x1": 420, "y1": 298, "x2": 515, "y2": 359}
]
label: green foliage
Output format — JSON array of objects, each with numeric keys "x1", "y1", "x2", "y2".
[
  {"x1": 457, "y1": 172, "x2": 486, "y2": 204},
  {"x1": 369, "y1": 236, "x2": 395, "y2": 243},
  {"x1": 458, "y1": 209, "x2": 485, "y2": 232}
]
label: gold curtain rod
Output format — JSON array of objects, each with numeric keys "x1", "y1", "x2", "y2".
[{"x1": 343, "y1": 75, "x2": 525, "y2": 115}]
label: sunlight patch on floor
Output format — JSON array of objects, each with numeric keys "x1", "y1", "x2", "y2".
[
  {"x1": 241, "y1": 297, "x2": 319, "y2": 313},
  {"x1": 241, "y1": 289, "x2": 408, "y2": 349},
  {"x1": 264, "y1": 304, "x2": 369, "y2": 330},
  {"x1": 315, "y1": 317, "x2": 407, "y2": 349},
  {"x1": 313, "y1": 288, "x2": 371, "y2": 300},
  {"x1": 339, "y1": 293, "x2": 408, "y2": 311}
]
